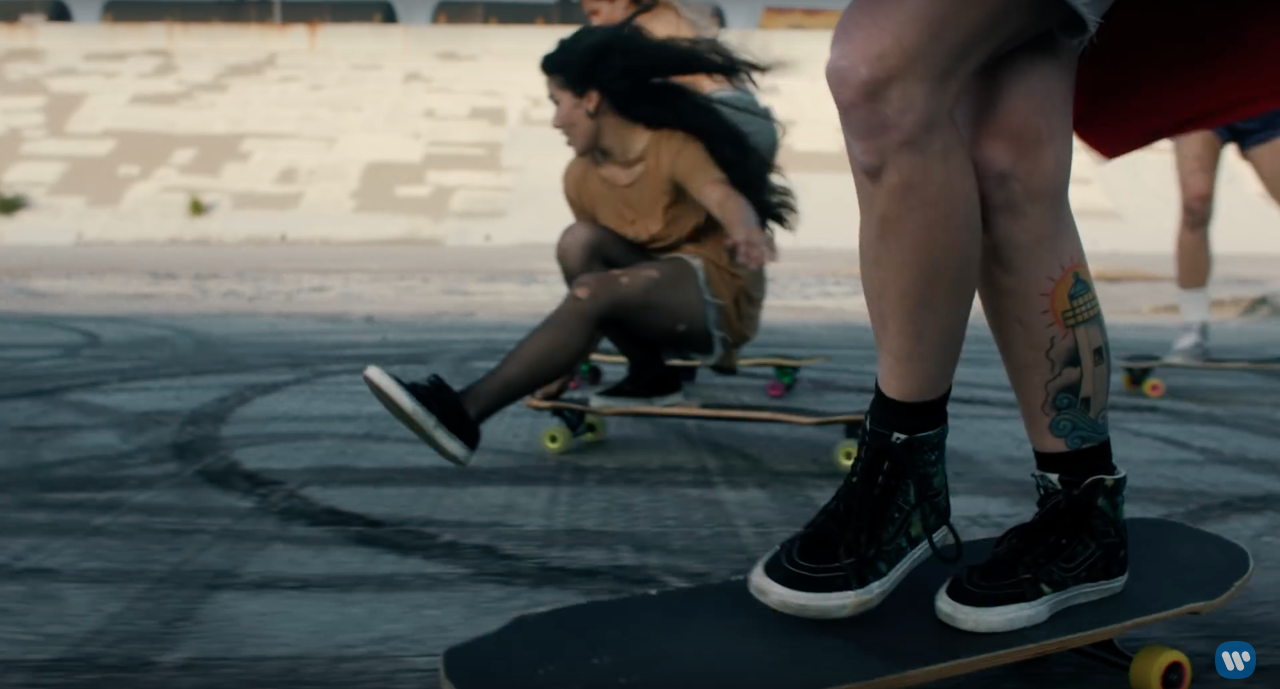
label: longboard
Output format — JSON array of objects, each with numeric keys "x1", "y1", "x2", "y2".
[
  {"x1": 523, "y1": 396, "x2": 863, "y2": 470},
  {"x1": 441, "y1": 517, "x2": 1251, "y2": 689},
  {"x1": 577, "y1": 352, "x2": 831, "y2": 398},
  {"x1": 1118, "y1": 353, "x2": 1280, "y2": 398}
]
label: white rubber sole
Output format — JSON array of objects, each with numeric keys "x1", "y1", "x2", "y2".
[
  {"x1": 934, "y1": 572, "x2": 1128, "y2": 633},
  {"x1": 362, "y1": 365, "x2": 474, "y2": 467},
  {"x1": 747, "y1": 526, "x2": 954, "y2": 620},
  {"x1": 587, "y1": 390, "x2": 686, "y2": 409}
]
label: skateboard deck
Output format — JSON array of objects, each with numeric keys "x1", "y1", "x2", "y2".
[
  {"x1": 579, "y1": 352, "x2": 830, "y2": 398},
  {"x1": 1118, "y1": 353, "x2": 1280, "y2": 398},
  {"x1": 524, "y1": 396, "x2": 863, "y2": 470},
  {"x1": 441, "y1": 518, "x2": 1251, "y2": 689},
  {"x1": 589, "y1": 352, "x2": 830, "y2": 368}
]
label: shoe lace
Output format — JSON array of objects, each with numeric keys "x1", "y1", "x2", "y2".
[{"x1": 797, "y1": 436, "x2": 963, "y2": 587}]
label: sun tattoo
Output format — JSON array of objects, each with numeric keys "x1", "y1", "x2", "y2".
[{"x1": 1039, "y1": 261, "x2": 1111, "y2": 450}]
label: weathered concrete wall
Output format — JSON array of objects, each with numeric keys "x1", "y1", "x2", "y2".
[{"x1": 2, "y1": 22, "x2": 1278, "y2": 253}]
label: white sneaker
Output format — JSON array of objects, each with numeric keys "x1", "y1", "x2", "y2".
[{"x1": 1165, "y1": 322, "x2": 1208, "y2": 362}]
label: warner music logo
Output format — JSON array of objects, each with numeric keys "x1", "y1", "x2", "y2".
[{"x1": 1216, "y1": 641, "x2": 1257, "y2": 679}]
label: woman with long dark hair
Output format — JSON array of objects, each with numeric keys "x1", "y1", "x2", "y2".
[
  {"x1": 580, "y1": 0, "x2": 780, "y2": 162},
  {"x1": 360, "y1": 22, "x2": 796, "y2": 467}
]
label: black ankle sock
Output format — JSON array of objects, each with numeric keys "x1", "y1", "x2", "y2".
[
  {"x1": 1034, "y1": 439, "x2": 1117, "y2": 481},
  {"x1": 867, "y1": 381, "x2": 950, "y2": 436}
]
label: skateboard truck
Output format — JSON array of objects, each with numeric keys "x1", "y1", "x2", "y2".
[
  {"x1": 541, "y1": 406, "x2": 608, "y2": 453},
  {"x1": 1073, "y1": 639, "x2": 1191, "y2": 689}
]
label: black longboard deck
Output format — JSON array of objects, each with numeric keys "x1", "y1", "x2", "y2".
[{"x1": 441, "y1": 518, "x2": 1251, "y2": 689}]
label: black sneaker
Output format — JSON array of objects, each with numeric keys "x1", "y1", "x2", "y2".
[
  {"x1": 588, "y1": 366, "x2": 686, "y2": 408},
  {"x1": 934, "y1": 470, "x2": 1129, "y2": 633},
  {"x1": 362, "y1": 365, "x2": 480, "y2": 466},
  {"x1": 748, "y1": 420, "x2": 961, "y2": 619}
]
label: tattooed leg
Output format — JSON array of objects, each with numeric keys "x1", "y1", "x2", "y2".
[
  {"x1": 932, "y1": 31, "x2": 1127, "y2": 636},
  {"x1": 959, "y1": 30, "x2": 1112, "y2": 453}
]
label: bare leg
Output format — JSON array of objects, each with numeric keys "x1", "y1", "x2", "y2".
[
  {"x1": 826, "y1": 0, "x2": 1070, "y2": 403},
  {"x1": 1161, "y1": 131, "x2": 1225, "y2": 358},
  {"x1": 748, "y1": 0, "x2": 1131, "y2": 627},
  {"x1": 927, "y1": 26, "x2": 1127, "y2": 634},
  {"x1": 955, "y1": 31, "x2": 1111, "y2": 453},
  {"x1": 1241, "y1": 134, "x2": 1280, "y2": 203},
  {"x1": 1173, "y1": 131, "x2": 1223, "y2": 290}
]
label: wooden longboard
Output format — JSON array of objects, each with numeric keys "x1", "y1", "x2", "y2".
[
  {"x1": 589, "y1": 352, "x2": 831, "y2": 368},
  {"x1": 524, "y1": 396, "x2": 863, "y2": 469},
  {"x1": 524, "y1": 396, "x2": 863, "y2": 425},
  {"x1": 441, "y1": 518, "x2": 1252, "y2": 689},
  {"x1": 581, "y1": 352, "x2": 831, "y2": 397},
  {"x1": 1118, "y1": 353, "x2": 1280, "y2": 398}
]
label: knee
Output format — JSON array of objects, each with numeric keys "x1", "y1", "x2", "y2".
[
  {"x1": 969, "y1": 121, "x2": 1072, "y2": 215},
  {"x1": 555, "y1": 222, "x2": 604, "y2": 278},
  {"x1": 1180, "y1": 186, "x2": 1214, "y2": 232},
  {"x1": 567, "y1": 269, "x2": 650, "y2": 321},
  {"x1": 825, "y1": 33, "x2": 940, "y2": 175},
  {"x1": 565, "y1": 272, "x2": 613, "y2": 318}
]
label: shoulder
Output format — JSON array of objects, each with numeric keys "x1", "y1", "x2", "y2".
[
  {"x1": 649, "y1": 128, "x2": 705, "y2": 162},
  {"x1": 563, "y1": 154, "x2": 592, "y2": 187}
]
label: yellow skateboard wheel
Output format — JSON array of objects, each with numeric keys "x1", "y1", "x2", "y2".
[
  {"x1": 833, "y1": 439, "x2": 858, "y2": 471},
  {"x1": 1129, "y1": 644, "x2": 1191, "y2": 689},
  {"x1": 1141, "y1": 377, "x2": 1165, "y2": 398},
  {"x1": 541, "y1": 425, "x2": 573, "y2": 455},
  {"x1": 1121, "y1": 371, "x2": 1137, "y2": 391},
  {"x1": 582, "y1": 414, "x2": 607, "y2": 443}
]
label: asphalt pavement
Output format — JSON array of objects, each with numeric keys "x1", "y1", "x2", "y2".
[{"x1": 2, "y1": 252, "x2": 1279, "y2": 688}]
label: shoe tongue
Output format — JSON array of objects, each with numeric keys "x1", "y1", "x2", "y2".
[
  {"x1": 1035, "y1": 470, "x2": 1097, "y2": 489},
  {"x1": 1033, "y1": 470, "x2": 1065, "y2": 492}
]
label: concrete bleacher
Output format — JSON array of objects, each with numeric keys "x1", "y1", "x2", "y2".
[{"x1": 1, "y1": 21, "x2": 1278, "y2": 254}]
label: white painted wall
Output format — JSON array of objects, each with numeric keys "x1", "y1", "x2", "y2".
[{"x1": 1, "y1": 22, "x2": 1277, "y2": 253}]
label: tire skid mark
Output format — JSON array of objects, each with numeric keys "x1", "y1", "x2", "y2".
[{"x1": 175, "y1": 366, "x2": 704, "y2": 592}]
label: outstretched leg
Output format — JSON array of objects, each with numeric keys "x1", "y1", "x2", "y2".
[
  {"x1": 1168, "y1": 130, "x2": 1223, "y2": 360},
  {"x1": 748, "y1": 0, "x2": 1072, "y2": 622},
  {"x1": 933, "y1": 30, "x2": 1127, "y2": 634},
  {"x1": 362, "y1": 257, "x2": 712, "y2": 466},
  {"x1": 1240, "y1": 115, "x2": 1280, "y2": 201}
]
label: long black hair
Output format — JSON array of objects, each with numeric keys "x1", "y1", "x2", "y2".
[{"x1": 540, "y1": 22, "x2": 797, "y2": 233}]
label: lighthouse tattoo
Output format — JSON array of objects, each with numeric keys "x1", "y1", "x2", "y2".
[{"x1": 1040, "y1": 262, "x2": 1111, "y2": 450}]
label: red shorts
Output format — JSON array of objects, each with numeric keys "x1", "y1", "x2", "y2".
[{"x1": 1073, "y1": 0, "x2": 1280, "y2": 159}]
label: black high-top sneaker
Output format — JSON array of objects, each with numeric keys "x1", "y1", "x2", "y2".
[
  {"x1": 588, "y1": 364, "x2": 686, "y2": 408},
  {"x1": 362, "y1": 365, "x2": 480, "y2": 467},
  {"x1": 748, "y1": 419, "x2": 961, "y2": 619},
  {"x1": 935, "y1": 470, "x2": 1129, "y2": 633}
]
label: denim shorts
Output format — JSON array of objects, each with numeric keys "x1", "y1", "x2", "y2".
[
  {"x1": 1214, "y1": 108, "x2": 1280, "y2": 152},
  {"x1": 1058, "y1": 0, "x2": 1117, "y2": 46},
  {"x1": 664, "y1": 253, "x2": 729, "y2": 364}
]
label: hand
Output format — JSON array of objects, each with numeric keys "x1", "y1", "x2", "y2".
[
  {"x1": 534, "y1": 374, "x2": 573, "y2": 400},
  {"x1": 726, "y1": 224, "x2": 777, "y2": 270}
]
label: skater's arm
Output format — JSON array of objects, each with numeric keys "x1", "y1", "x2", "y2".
[{"x1": 670, "y1": 138, "x2": 774, "y2": 268}]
